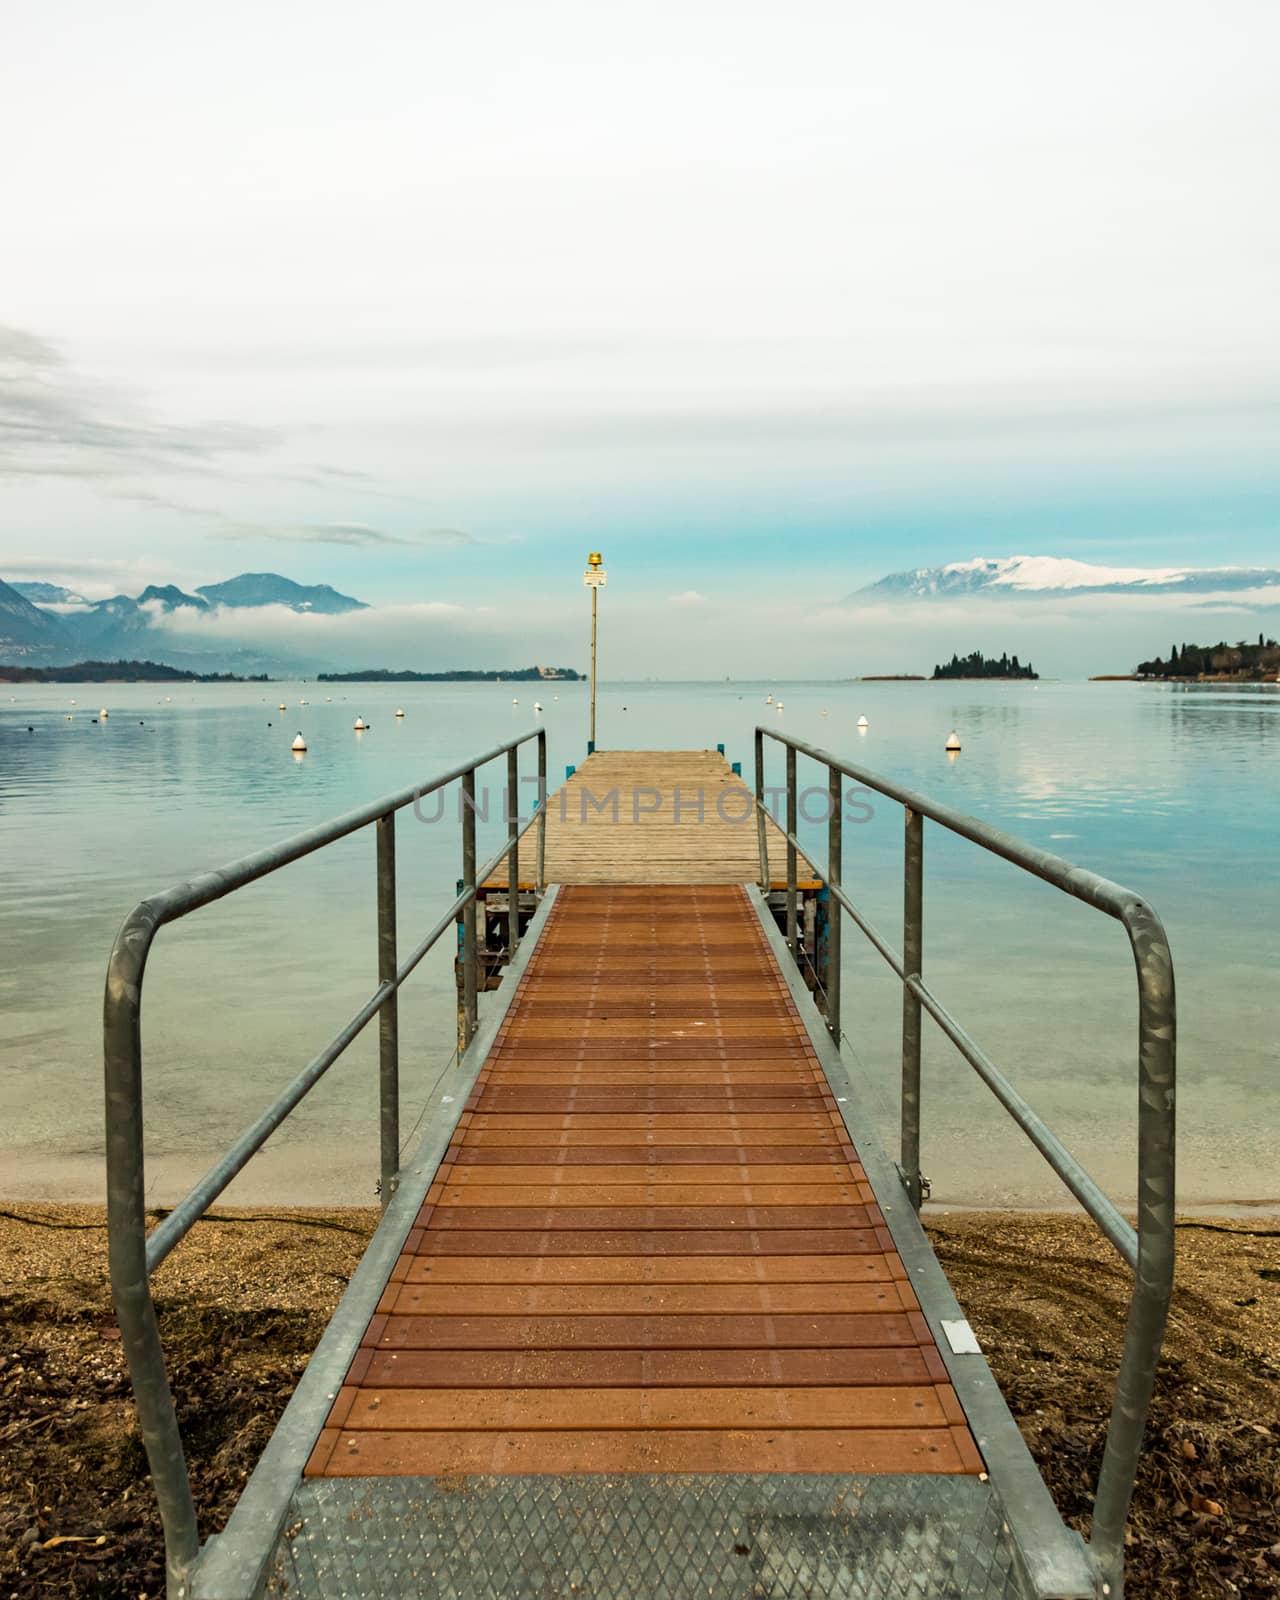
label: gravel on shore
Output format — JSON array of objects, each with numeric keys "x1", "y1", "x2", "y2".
[{"x1": 0, "y1": 1204, "x2": 1275, "y2": 1598}]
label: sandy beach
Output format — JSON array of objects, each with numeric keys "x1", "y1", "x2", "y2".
[{"x1": 0, "y1": 1205, "x2": 1275, "y2": 1599}]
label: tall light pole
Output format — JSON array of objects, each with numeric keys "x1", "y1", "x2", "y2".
[{"x1": 584, "y1": 551, "x2": 606, "y2": 753}]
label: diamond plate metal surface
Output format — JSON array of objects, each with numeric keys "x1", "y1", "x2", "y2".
[{"x1": 266, "y1": 1474, "x2": 1036, "y2": 1599}]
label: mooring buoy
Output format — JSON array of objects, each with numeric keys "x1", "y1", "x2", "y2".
[
  {"x1": 857, "y1": 715, "x2": 869, "y2": 729},
  {"x1": 354, "y1": 717, "x2": 366, "y2": 731},
  {"x1": 292, "y1": 732, "x2": 307, "y2": 751},
  {"x1": 946, "y1": 730, "x2": 961, "y2": 751},
  {"x1": 395, "y1": 708, "x2": 405, "y2": 718}
]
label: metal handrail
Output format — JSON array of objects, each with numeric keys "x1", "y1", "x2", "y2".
[
  {"x1": 104, "y1": 728, "x2": 547, "y2": 1598},
  {"x1": 754, "y1": 725, "x2": 1175, "y2": 1596}
]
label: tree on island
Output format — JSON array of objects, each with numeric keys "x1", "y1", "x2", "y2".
[
  {"x1": 932, "y1": 651, "x2": 1038, "y2": 681},
  {"x1": 1136, "y1": 639, "x2": 1279, "y2": 679}
]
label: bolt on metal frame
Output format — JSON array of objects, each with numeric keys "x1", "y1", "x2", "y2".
[
  {"x1": 103, "y1": 728, "x2": 547, "y2": 1599},
  {"x1": 754, "y1": 725, "x2": 1175, "y2": 1595}
]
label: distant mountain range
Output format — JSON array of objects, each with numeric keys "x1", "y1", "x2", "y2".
[
  {"x1": 0, "y1": 580, "x2": 64, "y2": 648},
  {"x1": 853, "y1": 556, "x2": 1280, "y2": 600},
  {"x1": 0, "y1": 572, "x2": 367, "y2": 668}
]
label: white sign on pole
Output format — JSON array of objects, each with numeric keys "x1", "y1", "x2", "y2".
[{"x1": 583, "y1": 569, "x2": 607, "y2": 587}]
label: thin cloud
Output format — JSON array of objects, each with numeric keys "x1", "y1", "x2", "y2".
[
  {"x1": 211, "y1": 522, "x2": 483, "y2": 548},
  {"x1": 0, "y1": 554, "x2": 168, "y2": 598},
  {"x1": 110, "y1": 484, "x2": 484, "y2": 549},
  {"x1": 111, "y1": 487, "x2": 229, "y2": 517},
  {"x1": 305, "y1": 464, "x2": 375, "y2": 482},
  {"x1": 669, "y1": 589, "x2": 705, "y2": 607},
  {"x1": 0, "y1": 323, "x2": 277, "y2": 481},
  {"x1": 0, "y1": 327, "x2": 64, "y2": 368}
]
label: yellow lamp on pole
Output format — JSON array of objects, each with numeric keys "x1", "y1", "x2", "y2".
[{"x1": 583, "y1": 552, "x2": 606, "y2": 752}]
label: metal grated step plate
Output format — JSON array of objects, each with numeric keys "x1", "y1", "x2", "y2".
[{"x1": 267, "y1": 1473, "x2": 1037, "y2": 1600}]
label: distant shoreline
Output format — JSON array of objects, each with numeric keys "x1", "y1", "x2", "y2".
[
  {"x1": 1091, "y1": 673, "x2": 1280, "y2": 684},
  {"x1": 0, "y1": 659, "x2": 266, "y2": 684},
  {"x1": 0, "y1": 659, "x2": 584, "y2": 685},
  {"x1": 318, "y1": 666, "x2": 583, "y2": 683}
]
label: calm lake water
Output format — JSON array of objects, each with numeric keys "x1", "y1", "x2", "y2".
[{"x1": 1, "y1": 678, "x2": 1276, "y2": 1213}]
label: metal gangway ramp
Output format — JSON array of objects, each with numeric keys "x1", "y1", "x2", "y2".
[{"x1": 104, "y1": 732, "x2": 1175, "y2": 1600}]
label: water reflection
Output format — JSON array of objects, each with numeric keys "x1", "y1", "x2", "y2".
[{"x1": 1, "y1": 678, "x2": 1276, "y2": 1209}]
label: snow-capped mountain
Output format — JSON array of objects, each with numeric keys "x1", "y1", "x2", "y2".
[{"x1": 854, "y1": 556, "x2": 1280, "y2": 600}]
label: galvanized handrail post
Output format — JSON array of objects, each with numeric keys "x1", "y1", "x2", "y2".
[
  {"x1": 375, "y1": 813, "x2": 399, "y2": 1209},
  {"x1": 826, "y1": 762, "x2": 842, "y2": 1042},
  {"x1": 536, "y1": 728, "x2": 547, "y2": 894},
  {"x1": 1089, "y1": 902, "x2": 1177, "y2": 1589},
  {"x1": 785, "y1": 743, "x2": 798, "y2": 956},
  {"x1": 901, "y1": 806, "x2": 923, "y2": 1209},
  {"x1": 753, "y1": 728, "x2": 768, "y2": 887},
  {"x1": 105, "y1": 910, "x2": 200, "y2": 1598},
  {"x1": 461, "y1": 768, "x2": 479, "y2": 1049},
  {"x1": 506, "y1": 746, "x2": 520, "y2": 961}
]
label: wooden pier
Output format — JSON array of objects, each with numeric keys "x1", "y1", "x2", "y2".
[
  {"x1": 483, "y1": 749, "x2": 820, "y2": 888},
  {"x1": 307, "y1": 885, "x2": 980, "y2": 1481},
  {"x1": 109, "y1": 735, "x2": 1134, "y2": 1600},
  {"x1": 474, "y1": 748, "x2": 829, "y2": 1033}
]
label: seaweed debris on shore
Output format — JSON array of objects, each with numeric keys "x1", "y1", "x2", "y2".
[{"x1": 0, "y1": 1205, "x2": 1275, "y2": 1598}]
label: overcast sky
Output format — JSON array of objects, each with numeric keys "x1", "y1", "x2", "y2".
[{"x1": 3, "y1": 0, "x2": 1278, "y2": 673}]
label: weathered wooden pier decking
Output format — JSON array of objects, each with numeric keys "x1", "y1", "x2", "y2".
[
  {"x1": 484, "y1": 749, "x2": 821, "y2": 887},
  {"x1": 306, "y1": 886, "x2": 980, "y2": 1481}
]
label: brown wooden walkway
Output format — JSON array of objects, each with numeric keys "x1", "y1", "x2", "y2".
[
  {"x1": 306, "y1": 885, "x2": 982, "y2": 1480},
  {"x1": 485, "y1": 750, "x2": 821, "y2": 888}
]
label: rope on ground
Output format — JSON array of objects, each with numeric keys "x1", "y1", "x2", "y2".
[
  {"x1": 793, "y1": 944, "x2": 903, "y2": 1133},
  {"x1": 0, "y1": 1208, "x2": 372, "y2": 1235},
  {"x1": 1174, "y1": 1221, "x2": 1280, "y2": 1239},
  {"x1": 398, "y1": 1046, "x2": 460, "y2": 1162}
]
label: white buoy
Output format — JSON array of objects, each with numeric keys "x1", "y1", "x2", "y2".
[
  {"x1": 857, "y1": 715, "x2": 869, "y2": 729},
  {"x1": 299, "y1": 698, "x2": 308, "y2": 706},
  {"x1": 354, "y1": 717, "x2": 366, "y2": 731},
  {"x1": 165, "y1": 696, "x2": 172, "y2": 702},
  {"x1": 279, "y1": 703, "x2": 287, "y2": 711},
  {"x1": 69, "y1": 698, "x2": 76, "y2": 705},
  {"x1": 100, "y1": 708, "x2": 108, "y2": 719},
  {"x1": 945, "y1": 730, "x2": 962, "y2": 751},
  {"x1": 777, "y1": 701, "x2": 784, "y2": 711},
  {"x1": 292, "y1": 732, "x2": 307, "y2": 752},
  {"x1": 325, "y1": 696, "x2": 332, "y2": 702},
  {"x1": 512, "y1": 697, "x2": 519, "y2": 704},
  {"x1": 766, "y1": 694, "x2": 773, "y2": 704},
  {"x1": 395, "y1": 707, "x2": 405, "y2": 718},
  {"x1": 534, "y1": 701, "x2": 543, "y2": 712}
]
